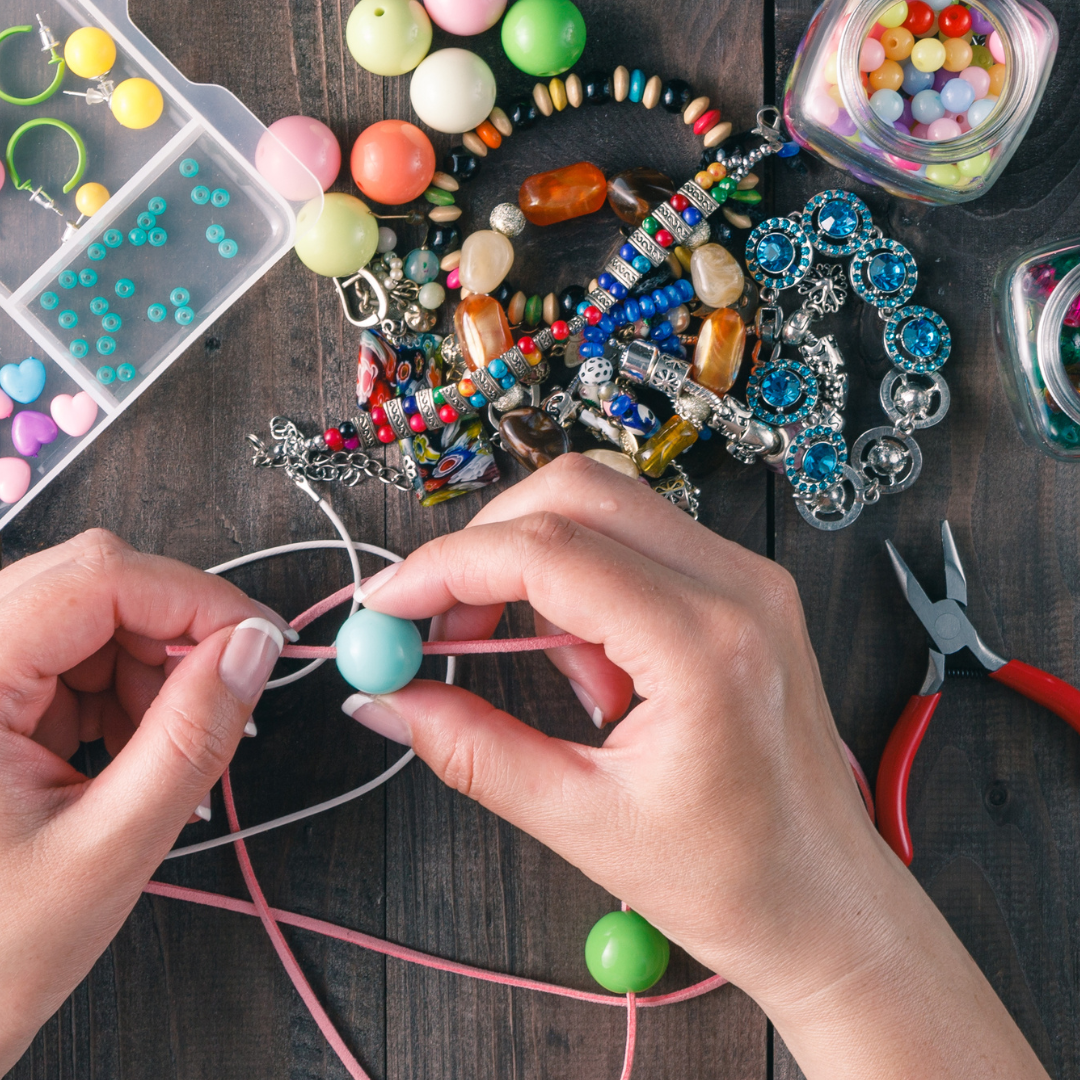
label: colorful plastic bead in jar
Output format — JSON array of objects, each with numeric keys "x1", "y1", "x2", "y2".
[
  {"x1": 783, "y1": 0, "x2": 1058, "y2": 204},
  {"x1": 996, "y1": 238, "x2": 1080, "y2": 461}
]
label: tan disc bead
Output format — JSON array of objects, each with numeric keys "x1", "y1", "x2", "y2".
[
  {"x1": 461, "y1": 130, "x2": 488, "y2": 157},
  {"x1": 642, "y1": 75, "x2": 662, "y2": 109},
  {"x1": 549, "y1": 77, "x2": 568, "y2": 111},
  {"x1": 565, "y1": 72, "x2": 583, "y2": 107},
  {"x1": 533, "y1": 81, "x2": 554, "y2": 117},
  {"x1": 489, "y1": 106, "x2": 513, "y2": 137},
  {"x1": 738, "y1": 172, "x2": 759, "y2": 190},
  {"x1": 703, "y1": 120, "x2": 733, "y2": 147},
  {"x1": 440, "y1": 250, "x2": 462, "y2": 271},
  {"x1": 582, "y1": 448, "x2": 639, "y2": 478},
  {"x1": 722, "y1": 205, "x2": 752, "y2": 230},
  {"x1": 613, "y1": 65, "x2": 630, "y2": 102},
  {"x1": 683, "y1": 95, "x2": 710, "y2": 125},
  {"x1": 508, "y1": 290, "x2": 527, "y2": 324},
  {"x1": 543, "y1": 292, "x2": 559, "y2": 325},
  {"x1": 429, "y1": 205, "x2": 462, "y2": 223},
  {"x1": 431, "y1": 171, "x2": 459, "y2": 192}
]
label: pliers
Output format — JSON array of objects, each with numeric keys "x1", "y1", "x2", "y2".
[{"x1": 877, "y1": 521, "x2": 1080, "y2": 866}]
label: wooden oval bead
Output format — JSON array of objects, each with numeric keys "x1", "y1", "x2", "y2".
[
  {"x1": 703, "y1": 120, "x2": 733, "y2": 147},
  {"x1": 549, "y1": 77, "x2": 568, "y2": 111},
  {"x1": 543, "y1": 292, "x2": 559, "y2": 324},
  {"x1": 533, "y1": 81, "x2": 554, "y2": 117},
  {"x1": 431, "y1": 170, "x2": 460, "y2": 192},
  {"x1": 461, "y1": 130, "x2": 488, "y2": 157},
  {"x1": 674, "y1": 245, "x2": 693, "y2": 273},
  {"x1": 683, "y1": 95, "x2": 710, "y2": 125},
  {"x1": 440, "y1": 250, "x2": 462, "y2": 271},
  {"x1": 738, "y1": 172, "x2": 760, "y2": 190},
  {"x1": 722, "y1": 205, "x2": 752, "y2": 230},
  {"x1": 475, "y1": 120, "x2": 502, "y2": 149},
  {"x1": 429, "y1": 205, "x2": 463, "y2": 222},
  {"x1": 565, "y1": 73, "x2": 583, "y2": 107},
  {"x1": 613, "y1": 65, "x2": 630, "y2": 102},
  {"x1": 508, "y1": 290, "x2": 527, "y2": 324},
  {"x1": 488, "y1": 106, "x2": 513, "y2": 137},
  {"x1": 642, "y1": 75, "x2": 662, "y2": 109}
]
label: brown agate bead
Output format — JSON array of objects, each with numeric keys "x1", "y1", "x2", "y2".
[
  {"x1": 498, "y1": 407, "x2": 571, "y2": 470},
  {"x1": 606, "y1": 167, "x2": 676, "y2": 226},
  {"x1": 518, "y1": 161, "x2": 607, "y2": 227},
  {"x1": 693, "y1": 307, "x2": 746, "y2": 397},
  {"x1": 454, "y1": 293, "x2": 515, "y2": 371}
]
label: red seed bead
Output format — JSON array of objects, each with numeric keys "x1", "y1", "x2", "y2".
[
  {"x1": 323, "y1": 427, "x2": 344, "y2": 451},
  {"x1": 550, "y1": 320, "x2": 570, "y2": 340},
  {"x1": 584, "y1": 306, "x2": 602, "y2": 325},
  {"x1": 376, "y1": 425, "x2": 396, "y2": 444},
  {"x1": 408, "y1": 413, "x2": 427, "y2": 433},
  {"x1": 370, "y1": 405, "x2": 387, "y2": 426},
  {"x1": 669, "y1": 193, "x2": 690, "y2": 212},
  {"x1": 693, "y1": 108, "x2": 722, "y2": 135},
  {"x1": 938, "y1": 3, "x2": 971, "y2": 36},
  {"x1": 518, "y1": 335, "x2": 536, "y2": 354},
  {"x1": 655, "y1": 229, "x2": 674, "y2": 247},
  {"x1": 902, "y1": 0, "x2": 934, "y2": 35},
  {"x1": 438, "y1": 404, "x2": 459, "y2": 423}
]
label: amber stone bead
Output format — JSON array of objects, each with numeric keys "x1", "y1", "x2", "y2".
[
  {"x1": 518, "y1": 161, "x2": 607, "y2": 227},
  {"x1": 606, "y1": 167, "x2": 676, "y2": 227},
  {"x1": 633, "y1": 416, "x2": 699, "y2": 478},
  {"x1": 693, "y1": 307, "x2": 746, "y2": 397},
  {"x1": 499, "y1": 407, "x2": 571, "y2": 471},
  {"x1": 454, "y1": 293, "x2": 515, "y2": 371}
]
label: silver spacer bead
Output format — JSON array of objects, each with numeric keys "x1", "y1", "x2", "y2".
[{"x1": 490, "y1": 203, "x2": 527, "y2": 237}]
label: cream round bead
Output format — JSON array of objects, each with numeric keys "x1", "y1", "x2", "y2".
[
  {"x1": 409, "y1": 48, "x2": 497, "y2": 133},
  {"x1": 418, "y1": 282, "x2": 446, "y2": 309},
  {"x1": 458, "y1": 230, "x2": 515, "y2": 293}
]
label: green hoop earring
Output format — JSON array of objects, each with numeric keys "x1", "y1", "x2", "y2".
[
  {"x1": 6, "y1": 118, "x2": 88, "y2": 199},
  {"x1": 0, "y1": 17, "x2": 66, "y2": 107}
]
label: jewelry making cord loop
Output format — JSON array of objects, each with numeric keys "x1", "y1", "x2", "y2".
[
  {"x1": 0, "y1": 25, "x2": 66, "y2": 106},
  {"x1": 6, "y1": 117, "x2": 88, "y2": 195}
]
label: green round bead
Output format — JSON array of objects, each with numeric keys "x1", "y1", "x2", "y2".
[
  {"x1": 335, "y1": 608, "x2": 424, "y2": 695},
  {"x1": 585, "y1": 910, "x2": 669, "y2": 994},
  {"x1": 641, "y1": 216, "x2": 659, "y2": 235},
  {"x1": 295, "y1": 193, "x2": 379, "y2": 278},
  {"x1": 346, "y1": 0, "x2": 432, "y2": 76},
  {"x1": 501, "y1": 0, "x2": 586, "y2": 77}
]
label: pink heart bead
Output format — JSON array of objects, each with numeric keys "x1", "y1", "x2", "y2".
[
  {"x1": 0, "y1": 458, "x2": 31, "y2": 505},
  {"x1": 0, "y1": 387, "x2": 12, "y2": 420},
  {"x1": 50, "y1": 392, "x2": 99, "y2": 437},
  {"x1": 11, "y1": 410, "x2": 59, "y2": 458}
]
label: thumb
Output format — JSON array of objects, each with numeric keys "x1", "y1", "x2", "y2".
[
  {"x1": 65, "y1": 618, "x2": 283, "y2": 866},
  {"x1": 345, "y1": 680, "x2": 610, "y2": 856}
]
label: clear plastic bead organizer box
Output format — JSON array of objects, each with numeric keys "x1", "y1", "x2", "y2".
[{"x1": 0, "y1": 0, "x2": 322, "y2": 528}]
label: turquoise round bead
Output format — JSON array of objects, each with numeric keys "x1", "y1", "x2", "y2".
[
  {"x1": 404, "y1": 248, "x2": 440, "y2": 284},
  {"x1": 335, "y1": 608, "x2": 423, "y2": 695},
  {"x1": 584, "y1": 910, "x2": 670, "y2": 994},
  {"x1": 501, "y1": 0, "x2": 586, "y2": 77}
]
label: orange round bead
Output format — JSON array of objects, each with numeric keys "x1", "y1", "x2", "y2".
[
  {"x1": 881, "y1": 27, "x2": 914, "y2": 61},
  {"x1": 475, "y1": 120, "x2": 502, "y2": 149},
  {"x1": 988, "y1": 62, "x2": 1007, "y2": 97},
  {"x1": 458, "y1": 377, "x2": 476, "y2": 397},
  {"x1": 694, "y1": 170, "x2": 714, "y2": 190},
  {"x1": 868, "y1": 59, "x2": 905, "y2": 91},
  {"x1": 707, "y1": 162, "x2": 727, "y2": 180},
  {"x1": 350, "y1": 119, "x2": 435, "y2": 205}
]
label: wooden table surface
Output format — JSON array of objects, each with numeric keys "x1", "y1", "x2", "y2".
[{"x1": 5, "y1": 0, "x2": 1080, "y2": 1076}]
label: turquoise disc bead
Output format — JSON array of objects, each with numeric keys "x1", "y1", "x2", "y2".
[
  {"x1": 584, "y1": 910, "x2": 670, "y2": 994},
  {"x1": 335, "y1": 608, "x2": 423, "y2": 695},
  {"x1": 405, "y1": 248, "x2": 440, "y2": 284}
]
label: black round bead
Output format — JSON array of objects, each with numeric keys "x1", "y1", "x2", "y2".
[
  {"x1": 339, "y1": 421, "x2": 358, "y2": 440},
  {"x1": 492, "y1": 282, "x2": 515, "y2": 308},
  {"x1": 660, "y1": 79, "x2": 694, "y2": 114},
  {"x1": 425, "y1": 222, "x2": 462, "y2": 257},
  {"x1": 507, "y1": 97, "x2": 540, "y2": 130},
  {"x1": 710, "y1": 220, "x2": 733, "y2": 247},
  {"x1": 445, "y1": 146, "x2": 481, "y2": 183},
  {"x1": 558, "y1": 284, "x2": 587, "y2": 318},
  {"x1": 583, "y1": 71, "x2": 611, "y2": 105}
]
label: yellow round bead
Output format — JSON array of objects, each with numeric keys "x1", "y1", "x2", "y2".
[
  {"x1": 109, "y1": 78, "x2": 164, "y2": 130},
  {"x1": 694, "y1": 170, "x2": 714, "y2": 190},
  {"x1": 64, "y1": 27, "x2": 116, "y2": 80},
  {"x1": 956, "y1": 152, "x2": 991, "y2": 177},
  {"x1": 926, "y1": 163, "x2": 961, "y2": 186},
  {"x1": 878, "y1": 2, "x2": 909, "y2": 29},
  {"x1": 910, "y1": 37, "x2": 946, "y2": 72},
  {"x1": 75, "y1": 182, "x2": 110, "y2": 216}
]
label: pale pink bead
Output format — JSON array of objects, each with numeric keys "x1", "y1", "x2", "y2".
[
  {"x1": 989, "y1": 30, "x2": 1005, "y2": 64},
  {"x1": 960, "y1": 65, "x2": 992, "y2": 99},
  {"x1": 256, "y1": 116, "x2": 341, "y2": 200},
  {"x1": 860, "y1": 38, "x2": 886, "y2": 72},
  {"x1": 447, "y1": 267, "x2": 461, "y2": 290},
  {"x1": 912, "y1": 122, "x2": 931, "y2": 139},
  {"x1": 809, "y1": 90, "x2": 840, "y2": 126},
  {"x1": 927, "y1": 117, "x2": 963, "y2": 141},
  {"x1": 424, "y1": 0, "x2": 506, "y2": 36},
  {"x1": 887, "y1": 154, "x2": 922, "y2": 172},
  {"x1": 958, "y1": 116, "x2": 972, "y2": 133}
]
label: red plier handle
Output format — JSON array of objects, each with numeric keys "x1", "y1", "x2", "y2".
[{"x1": 877, "y1": 660, "x2": 1080, "y2": 866}]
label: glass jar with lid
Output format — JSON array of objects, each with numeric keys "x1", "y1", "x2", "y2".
[{"x1": 783, "y1": 0, "x2": 1057, "y2": 204}]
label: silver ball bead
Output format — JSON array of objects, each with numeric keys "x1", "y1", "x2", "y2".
[
  {"x1": 490, "y1": 203, "x2": 527, "y2": 237},
  {"x1": 868, "y1": 438, "x2": 908, "y2": 476},
  {"x1": 896, "y1": 385, "x2": 931, "y2": 415},
  {"x1": 815, "y1": 482, "x2": 848, "y2": 513}
]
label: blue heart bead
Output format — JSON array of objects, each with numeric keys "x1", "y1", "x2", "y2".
[{"x1": 0, "y1": 357, "x2": 47, "y2": 404}]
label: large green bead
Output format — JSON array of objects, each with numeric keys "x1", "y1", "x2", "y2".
[
  {"x1": 346, "y1": 0, "x2": 432, "y2": 76},
  {"x1": 501, "y1": 0, "x2": 586, "y2": 77},
  {"x1": 335, "y1": 609, "x2": 424, "y2": 695},
  {"x1": 585, "y1": 910, "x2": 670, "y2": 994},
  {"x1": 294, "y1": 193, "x2": 378, "y2": 278}
]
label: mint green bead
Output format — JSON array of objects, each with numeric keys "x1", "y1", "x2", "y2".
[
  {"x1": 585, "y1": 910, "x2": 669, "y2": 994},
  {"x1": 335, "y1": 609, "x2": 423, "y2": 695},
  {"x1": 295, "y1": 193, "x2": 378, "y2": 278},
  {"x1": 347, "y1": 0, "x2": 432, "y2": 76},
  {"x1": 501, "y1": 0, "x2": 586, "y2": 77}
]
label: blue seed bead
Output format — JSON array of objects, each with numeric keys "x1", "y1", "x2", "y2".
[
  {"x1": 206, "y1": 224, "x2": 225, "y2": 244},
  {"x1": 597, "y1": 272, "x2": 615, "y2": 290},
  {"x1": 115, "y1": 279, "x2": 135, "y2": 298},
  {"x1": 598, "y1": 314, "x2": 616, "y2": 334},
  {"x1": 682, "y1": 206, "x2": 702, "y2": 226},
  {"x1": 87, "y1": 243, "x2": 107, "y2": 261},
  {"x1": 170, "y1": 287, "x2": 190, "y2": 307},
  {"x1": 675, "y1": 278, "x2": 695, "y2": 302},
  {"x1": 79, "y1": 268, "x2": 97, "y2": 287},
  {"x1": 638, "y1": 296, "x2": 656, "y2": 318},
  {"x1": 148, "y1": 229, "x2": 168, "y2": 246},
  {"x1": 664, "y1": 285, "x2": 682, "y2": 306},
  {"x1": 58, "y1": 310, "x2": 78, "y2": 329},
  {"x1": 499, "y1": 373, "x2": 516, "y2": 389},
  {"x1": 610, "y1": 305, "x2": 627, "y2": 326},
  {"x1": 175, "y1": 306, "x2": 194, "y2": 325},
  {"x1": 576, "y1": 300, "x2": 591, "y2": 317},
  {"x1": 608, "y1": 281, "x2": 628, "y2": 299},
  {"x1": 147, "y1": 304, "x2": 167, "y2": 323},
  {"x1": 58, "y1": 271, "x2": 77, "y2": 289},
  {"x1": 148, "y1": 197, "x2": 167, "y2": 214},
  {"x1": 103, "y1": 229, "x2": 123, "y2": 248},
  {"x1": 610, "y1": 394, "x2": 632, "y2": 417},
  {"x1": 651, "y1": 321, "x2": 673, "y2": 340},
  {"x1": 96, "y1": 365, "x2": 116, "y2": 383},
  {"x1": 96, "y1": 336, "x2": 116, "y2": 356},
  {"x1": 583, "y1": 326, "x2": 605, "y2": 343},
  {"x1": 487, "y1": 358, "x2": 508, "y2": 378},
  {"x1": 651, "y1": 289, "x2": 671, "y2": 313},
  {"x1": 40, "y1": 292, "x2": 59, "y2": 311},
  {"x1": 632, "y1": 255, "x2": 652, "y2": 273},
  {"x1": 402, "y1": 395, "x2": 419, "y2": 415},
  {"x1": 579, "y1": 342, "x2": 604, "y2": 358},
  {"x1": 777, "y1": 141, "x2": 800, "y2": 158},
  {"x1": 102, "y1": 313, "x2": 122, "y2": 333},
  {"x1": 137, "y1": 212, "x2": 156, "y2": 229},
  {"x1": 211, "y1": 188, "x2": 230, "y2": 207},
  {"x1": 469, "y1": 392, "x2": 487, "y2": 408},
  {"x1": 179, "y1": 158, "x2": 200, "y2": 177},
  {"x1": 70, "y1": 339, "x2": 89, "y2": 359},
  {"x1": 116, "y1": 363, "x2": 136, "y2": 382},
  {"x1": 129, "y1": 228, "x2": 147, "y2": 246},
  {"x1": 629, "y1": 69, "x2": 646, "y2": 103},
  {"x1": 698, "y1": 425, "x2": 713, "y2": 439},
  {"x1": 619, "y1": 243, "x2": 636, "y2": 261},
  {"x1": 624, "y1": 298, "x2": 642, "y2": 321},
  {"x1": 218, "y1": 239, "x2": 238, "y2": 259},
  {"x1": 335, "y1": 608, "x2": 423, "y2": 695},
  {"x1": 191, "y1": 185, "x2": 210, "y2": 205}
]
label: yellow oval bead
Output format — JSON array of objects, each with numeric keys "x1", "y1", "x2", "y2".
[{"x1": 549, "y1": 77, "x2": 568, "y2": 111}]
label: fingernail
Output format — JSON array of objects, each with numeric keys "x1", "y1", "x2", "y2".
[
  {"x1": 355, "y1": 562, "x2": 401, "y2": 605},
  {"x1": 252, "y1": 601, "x2": 300, "y2": 643},
  {"x1": 195, "y1": 792, "x2": 212, "y2": 822},
  {"x1": 220, "y1": 618, "x2": 284, "y2": 703},
  {"x1": 342, "y1": 692, "x2": 412, "y2": 746},
  {"x1": 244, "y1": 718, "x2": 258, "y2": 737},
  {"x1": 570, "y1": 679, "x2": 604, "y2": 729}
]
